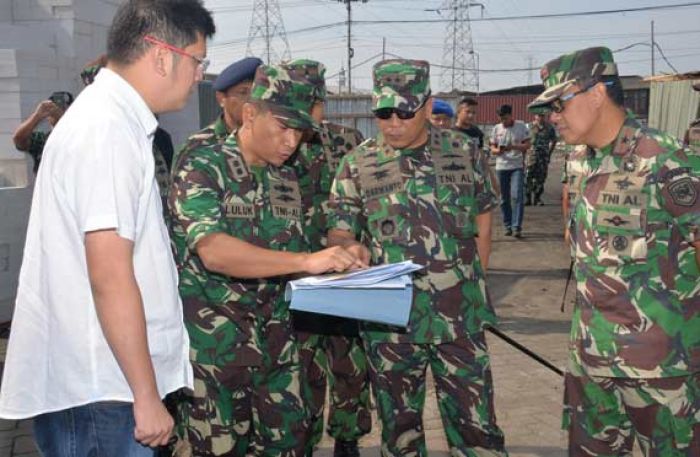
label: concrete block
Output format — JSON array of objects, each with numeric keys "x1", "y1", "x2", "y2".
[
  {"x1": 52, "y1": 5, "x2": 74, "y2": 19},
  {"x1": 76, "y1": 0, "x2": 120, "y2": 26},
  {"x1": 0, "y1": 93, "x2": 21, "y2": 119},
  {"x1": 11, "y1": 1, "x2": 54, "y2": 23},
  {"x1": 0, "y1": 50, "x2": 18, "y2": 78}
]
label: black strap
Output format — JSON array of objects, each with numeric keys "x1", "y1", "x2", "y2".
[
  {"x1": 486, "y1": 326, "x2": 564, "y2": 377},
  {"x1": 560, "y1": 259, "x2": 575, "y2": 313}
]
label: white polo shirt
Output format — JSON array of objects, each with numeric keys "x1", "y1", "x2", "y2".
[{"x1": 0, "y1": 68, "x2": 193, "y2": 419}]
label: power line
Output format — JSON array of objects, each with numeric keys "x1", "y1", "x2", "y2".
[
  {"x1": 209, "y1": 4, "x2": 700, "y2": 48},
  {"x1": 350, "y1": 2, "x2": 700, "y2": 25}
]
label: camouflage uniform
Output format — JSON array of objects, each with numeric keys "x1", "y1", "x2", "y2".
[
  {"x1": 168, "y1": 64, "x2": 319, "y2": 456},
  {"x1": 153, "y1": 127, "x2": 174, "y2": 209},
  {"x1": 26, "y1": 131, "x2": 49, "y2": 173},
  {"x1": 172, "y1": 115, "x2": 230, "y2": 175},
  {"x1": 293, "y1": 118, "x2": 371, "y2": 450},
  {"x1": 328, "y1": 59, "x2": 507, "y2": 457},
  {"x1": 531, "y1": 47, "x2": 700, "y2": 456},
  {"x1": 525, "y1": 121, "x2": 556, "y2": 204}
]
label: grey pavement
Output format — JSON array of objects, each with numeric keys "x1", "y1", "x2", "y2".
[{"x1": 0, "y1": 152, "x2": 640, "y2": 456}]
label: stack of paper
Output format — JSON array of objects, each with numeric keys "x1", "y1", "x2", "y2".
[{"x1": 285, "y1": 261, "x2": 424, "y2": 327}]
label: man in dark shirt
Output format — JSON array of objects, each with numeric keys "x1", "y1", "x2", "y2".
[{"x1": 454, "y1": 96, "x2": 484, "y2": 149}]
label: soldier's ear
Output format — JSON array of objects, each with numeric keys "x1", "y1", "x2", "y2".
[
  {"x1": 215, "y1": 91, "x2": 225, "y2": 108},
  {"x1": 590, "y1": 82, "x2": 607, "y2": 109},
  {"x1": 241, "y1": 102, "x2": 256, "y2": 129}
]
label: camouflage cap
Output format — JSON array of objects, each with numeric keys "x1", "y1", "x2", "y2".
[
  {"x1": 372, "y1": 59, "x2": 431, "y2": 112},
  {"x1": 249, "y1": 63, "x2": 319, "y2": 131},
  {"x1": 528, "y1": 47, "x2": 618, "y2": 112},
  {"x1": 285, "y1": 58, "x2": 327, "y2": 101}
]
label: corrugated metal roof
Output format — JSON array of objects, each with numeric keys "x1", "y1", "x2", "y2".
[{"x1": 474, "y1": 95, "x2": 538, "y2": 124}]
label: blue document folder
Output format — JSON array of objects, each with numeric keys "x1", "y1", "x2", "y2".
[{"x1": 285, "y1": 262, "x2": 423, "y2": 327}]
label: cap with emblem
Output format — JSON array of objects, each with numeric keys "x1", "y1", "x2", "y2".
[
  {"x1": 372, "y1": 59, "x2": 431, "y2": 112},
  {"x1": 528, "y1": 47, "x2": 618, "y2": 112},
  {"x1": 213, "y1": 56, "x2": 263, "y2": 92},
  {"x1": 249, "y1": 62, "x2": 319, "y2": 131}
]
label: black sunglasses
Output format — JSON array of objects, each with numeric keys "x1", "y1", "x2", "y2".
[
  {"x1": 374, "y1": 107, "x2": 417, "y2": 120},
  {"x1": 373, "y1": 94, "x2": 430, "y2": 120}
]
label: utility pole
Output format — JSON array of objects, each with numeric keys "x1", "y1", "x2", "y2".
[
  {"x1": 440, "y1": 0, "x2": 483, "y2": 93},
  {"x1": 246, "y1": 0, "x2": 291, "y2": 64},
  {"x1": 651, "y1": 20, "x2": 655, "y2": 76},
  {"x1": 335, "y1": 0, "x2": 368, "y2": 94},
  {"x1": 382, "y1": 37, "x2": 386, "y2": 60}
]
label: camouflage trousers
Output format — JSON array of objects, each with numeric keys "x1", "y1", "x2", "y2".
[
  {"x1": 365, "y1": 333, "x2": 507, "y2": 457},
  {"x1": 175, "y1": 358, "x2": 310, "y2": 456},
  {"x1": 563, "y1": 367, "x2": 700, "y2": 456},
  {"x1": 297, "y1": 328, "x2": 372, "y2": 450},
  {"x1": 525, "y1": 149, "x2": 550, "y2": 201}
]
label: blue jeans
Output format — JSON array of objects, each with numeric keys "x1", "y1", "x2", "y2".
[
  {"x1": 33, "y1": 402, "x2": 155, "y2": 457},
  {"x1": 497, "y1": 168, "x2": 525, "y2": 231}
]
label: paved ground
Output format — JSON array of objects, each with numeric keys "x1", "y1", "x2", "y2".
[{"x1": 0, "y1": 153, "x2": 640, "y2": 456}]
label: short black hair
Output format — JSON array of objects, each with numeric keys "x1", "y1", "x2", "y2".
[
  {"x1": 497, "y1": 104, "x2": 512, "y2": 116},
  {"x1": 458, "y1": 97, "x2": 478, "y2": 107},
  {"x1": 600, "y1": 76, "x2": 624, "y2": 108},
  {"x1": 107, "y1": 0, "x2": 215, "y2": 66}
]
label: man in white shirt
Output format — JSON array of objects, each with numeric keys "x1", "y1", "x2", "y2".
[
  {"x1": 490, "y1": 104, "x2": 531, "y2": 238},
  {"x1": 0, "y1": 1, "x2": 215, "y2": 455}
]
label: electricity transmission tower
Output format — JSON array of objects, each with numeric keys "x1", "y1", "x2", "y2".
[
  {"x1": 245, "y1": 0, "x2": 292, "y2": 64},
  {"x1": 440, "y1": 0, "x2": 482, "y2": 92}
]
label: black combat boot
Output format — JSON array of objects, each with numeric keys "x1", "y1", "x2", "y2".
[{"x1": 334, "y1": 439, "x2": 360, "y2": 457}]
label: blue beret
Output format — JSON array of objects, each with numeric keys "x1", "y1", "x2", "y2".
[
  {"x1": 213, "y1": 56, "x2": 263, "y2": 92},
  {"x1": 432, "y1": 99, "x2": 454, "y2": 117}
]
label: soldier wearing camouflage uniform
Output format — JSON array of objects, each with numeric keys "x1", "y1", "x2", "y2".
[
  {"x1": 327, "y1": 59, "x2": 507, "y2": 457},
  {"x1": 287, "y1": 60, "x2": 371, "y2": 457},
  {"x1": 530, "y1": 47, "x2": 700, "y2": 456},
  {"x1": 683, "y1": 81, "x2": 700, "y2": 153},
  {"x1": 168, "y1": 63, "x2": 365, "y2": 456},
  {"x1": 525, "y1": 113, "x2": 557, "y2": 206}
]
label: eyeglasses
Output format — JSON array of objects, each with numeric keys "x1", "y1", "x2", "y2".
[
  {"x1": 144, "y1": 35, "x2": 210, "y2": 75},
  {"x1": 550, "y1": 81, "x2": 613, "y2": 114}
]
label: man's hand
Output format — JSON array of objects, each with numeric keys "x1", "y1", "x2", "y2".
[
  {"x1": 133, "y1": 393, "x2": 174, "y2": 447},
  {"x1": 34, "y1": 100, "x2": 61, "y2": 121},
  {"x1": 302, "y1": 246, "x2": 367, "y2": 275},
  {"x1": 344, "y1": 242, "x2": 371, "y2": 266}
]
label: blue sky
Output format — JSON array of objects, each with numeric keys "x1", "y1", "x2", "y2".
[{"x1": 203, "y1": 0, "x2": 700, "y2": 93}]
